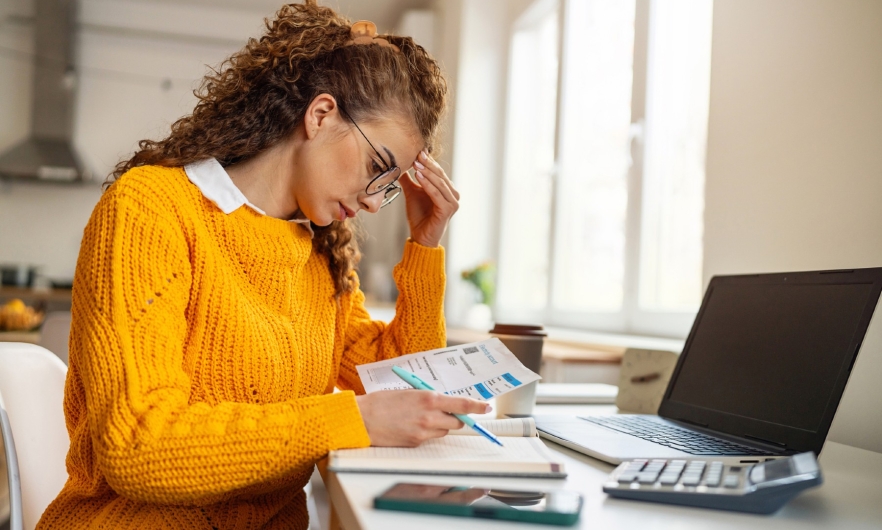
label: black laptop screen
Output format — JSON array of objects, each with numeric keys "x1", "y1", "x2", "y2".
[{"x1": 667, "y1": 281, "x2": 874, "y2": 433}]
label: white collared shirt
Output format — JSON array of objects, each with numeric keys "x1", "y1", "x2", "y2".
[{"x1": 184, "y1": 158, "x2": 313, "y2": 237}]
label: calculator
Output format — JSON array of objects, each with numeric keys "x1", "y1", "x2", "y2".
[{"x1": 603, "y1": 452, "x2": 822, "y2": 514}]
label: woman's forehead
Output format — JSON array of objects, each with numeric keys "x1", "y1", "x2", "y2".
[{"x1": 359, "y1": 117, "x2": 424, "y2": 161}]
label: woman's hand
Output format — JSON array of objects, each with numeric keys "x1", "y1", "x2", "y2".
[
  {"x1": 399, "y1": 150, "x2": 460, "y2": 248},
  {"x1": 355, "y1": 390, "x2": 490, "y2": 447}
]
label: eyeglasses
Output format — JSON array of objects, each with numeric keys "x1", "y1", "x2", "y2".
[{"x1": 339, "y1": 106, "x2": 402, "y2": 208}]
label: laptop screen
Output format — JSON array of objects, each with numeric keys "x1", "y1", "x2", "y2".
[{"x1": 659, "y1": 269, "x2": 882, "y2": 452}]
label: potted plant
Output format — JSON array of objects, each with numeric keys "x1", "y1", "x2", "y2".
[{"x1": 461, "y1": 262, "x2": 496, "y2": 330}]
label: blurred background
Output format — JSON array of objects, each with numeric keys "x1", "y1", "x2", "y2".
[
  {"x1": 1, "y1": 0, "x2": 881, "y2": 346},
  {"x1": 2, "y1": 2, "x2": 882, "y2": 525}
]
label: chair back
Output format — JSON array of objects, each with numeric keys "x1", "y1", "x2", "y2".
[
  {"x1": 1, "y1": 391, "x2": 24, "y2": 530},
  {"x1": 37, "y1": 312, "x2": 72, "y2": 365},
  {"x1": 0, "y1": 343, "x2": 69, "y2": 530}
]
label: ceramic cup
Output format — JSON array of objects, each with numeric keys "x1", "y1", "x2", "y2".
[{"x1": 489, "y1": 323, "x2": 546, "y2": 418}]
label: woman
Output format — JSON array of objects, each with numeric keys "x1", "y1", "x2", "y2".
[{"x1": 38, "y1": 2, "x2": 488, "y2": 528}]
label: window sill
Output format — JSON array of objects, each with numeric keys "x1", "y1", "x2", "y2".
[
  {"x1": 364, "y1": 305, "x2": 684, "y2": 364},
  {"x1": 446, "y1": 326, "x2": 683, "y2": 365}
]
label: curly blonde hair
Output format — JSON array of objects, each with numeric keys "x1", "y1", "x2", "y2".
[{"x1": 106, "y1": 0, "x2": 448, "y2": 296}]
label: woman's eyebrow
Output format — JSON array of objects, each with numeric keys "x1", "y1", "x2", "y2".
[{"x1": 381, "y1": 146, "x2": 397, "y2": 169}]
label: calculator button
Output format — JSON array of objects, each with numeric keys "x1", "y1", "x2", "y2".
[
  {"x1": 723, "y1": 475, "x2": 740, "y2": 488},
  {"x1": 638, "y1": 472, "x2": 661, "y2": 484},
  {"x1": 704, "y1": 474, "x2": 722, "y2": 487},
  {"x1": 659, "y1": 474, "x2": 681, "y2": 485},
  {"x1": 681, "y1": 475, "x2": 702, "y2": 486},
  {"x1": 617, "y1": 473, "x2": 638, "y2": 483}
]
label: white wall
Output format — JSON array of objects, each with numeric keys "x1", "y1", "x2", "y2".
[
  {"x1": 437, "y1": 0, "x2": 534, "y2": 328},
  {"x1": 357, "y1": 9, "x2": 437, "y2": 303},
  {"x1": 704, "y1": 0, "x2": 882, "y2": 452},
  {"x1": 0, "y1": 0, "x2": 441, "y2": 284},
  {"x1": 0, "y1": 0, "x2": 270, "y2": 280},
  {"x1": 0, "y1": 0, "x2": 104, "y2": 280},
  {"x1": 703, "y1": 0, "x2": 882, "y2": 282}
]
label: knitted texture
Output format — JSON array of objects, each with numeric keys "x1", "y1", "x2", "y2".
[{"x1": 37, "y1": 166, "x2": 447, "y2": 530}]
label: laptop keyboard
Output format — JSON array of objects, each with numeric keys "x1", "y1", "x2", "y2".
[{"x1": 579, "y1": 415, "x2": 775, "y2": 456}]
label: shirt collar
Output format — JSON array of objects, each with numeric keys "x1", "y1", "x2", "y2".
[{"x1": 184, "y1": 158, "x2": 313, "y2": 237}]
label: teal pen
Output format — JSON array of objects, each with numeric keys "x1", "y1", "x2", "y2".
[{"x1": 390, "y1": 365, "x2": 504, "y2": 447}]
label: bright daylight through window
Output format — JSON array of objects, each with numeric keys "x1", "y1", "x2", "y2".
[{"x1": 496, "y1": 0, "x2": 714, "y2": 338}]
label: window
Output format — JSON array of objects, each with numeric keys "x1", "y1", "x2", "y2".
[
  {"x1": 496, "y1": 0, "x2": 714, "y2": 338},
  {"x1": 496, "y1": 0, "x2": 559, "y2": 313}
]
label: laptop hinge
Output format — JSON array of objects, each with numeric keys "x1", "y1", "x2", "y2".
[
  {"x1": 676, "y1": 417, "x2": 709, "y2": 428},
  {"x1": 674, "y1": 418, "x2": 786, "y2": 452},
  {"x1": 744, "y1": 434, "x2": 787, "y2": 449}
]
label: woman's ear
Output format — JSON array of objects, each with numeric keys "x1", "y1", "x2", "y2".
[{"x1": 304, "y1": 93, "x2": 339, "y2": 139}]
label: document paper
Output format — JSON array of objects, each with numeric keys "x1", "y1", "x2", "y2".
[{"x1": 356, "y1": 338, "x2": 541, "y2": 400}]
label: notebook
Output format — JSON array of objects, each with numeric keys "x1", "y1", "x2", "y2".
[{"x1": 328, "y1": 418, "x2": 566, "y2": 478}]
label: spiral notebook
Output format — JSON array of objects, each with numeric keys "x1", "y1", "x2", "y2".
[{"x1": 328, "y1": 418, "x2": 566, "y2": 478}]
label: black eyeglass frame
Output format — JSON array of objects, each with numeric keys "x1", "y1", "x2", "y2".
[{"x1": 338, "y1": 105, "x2": 403, "y2": 208}]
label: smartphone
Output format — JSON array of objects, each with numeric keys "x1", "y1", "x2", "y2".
[{"x1": 374, "y1": 483, "x2": 583, "y2": 526}]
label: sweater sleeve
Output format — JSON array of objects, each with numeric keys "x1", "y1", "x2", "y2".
[
  {"x1": 336, "y1": 240, "x2": 447, "y2": 393},
  {"x1": 72, "y1": 184, "x2": 370, "y2": 506}
]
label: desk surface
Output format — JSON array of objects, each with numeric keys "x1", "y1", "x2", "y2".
[{"x1": 324, "y1": 405, "x2": 882, "y2": 530}]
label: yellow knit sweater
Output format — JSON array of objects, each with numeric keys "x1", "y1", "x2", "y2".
[{"x1": 37, "y1": 166, "x2": 447, "y2": 529}]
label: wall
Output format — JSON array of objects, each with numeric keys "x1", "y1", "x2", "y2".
[
  {"x1": 704, "y1": 0, "x2": 882, "y2": 452},
  {"x1": 0, "y1": 0, "x2": 437, "y2": 285},
  {"x1": 0, "y1": 0, "x2": 271, "y2": 280},
  {"x1": 437, "y1": 0, "x2": 534, "y2": 328},
  {"x1": 357, "y1": 9, "x2": 437, "y2": 303},
  {"x1": 0, "y1": 0, "x2": 101, "y2": 280}
]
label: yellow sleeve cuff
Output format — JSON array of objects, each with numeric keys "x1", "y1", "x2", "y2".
[{"x1": 323, "y1": 390, "x2": 372, "y2": 449}]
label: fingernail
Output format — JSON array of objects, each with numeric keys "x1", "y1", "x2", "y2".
[
  {"x1": 413, "y1": 160, "x2": 425, "y2": 169},
  {"x1": 416, "y1": 170, "x2": 425, "y2": 179},
  {"x1": 484, "y1": 405, "x2": 492, "y2": 413},
  {"x1": 420, "y1": 151, "x2": 428, "y2": 161}
]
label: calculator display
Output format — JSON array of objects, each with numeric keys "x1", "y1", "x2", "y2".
[{"x1": 753, "y1": 459, "x2": 795, "y2": 483}]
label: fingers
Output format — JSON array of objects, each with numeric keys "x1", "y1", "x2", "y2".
[
  {"x1": 413, "y1": 151, "x2": 460, "y2": 206},
  {"x1": 427, "y1": 413, "x2": 465, "y2": 432},
  {"x1": 431, "y1": 394, "x2": 491, "y2": 416},
  {"x1": 418, "y1": 151, "x2": 460, "y2": 200},
  {"x1": 398, "y1": 168, "x2": 420, "y2": 196},
  {"x1": 358, "y1": 390, "x2": 489, "y2": 447}
]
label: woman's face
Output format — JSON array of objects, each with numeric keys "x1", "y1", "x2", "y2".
[{"x1": 293, "y1": 97, "x2": 424, "y2": 227}]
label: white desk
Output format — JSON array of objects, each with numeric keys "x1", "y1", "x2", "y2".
[{"x1": 323, "y1": 405, "x2": 882, "y2": 530}]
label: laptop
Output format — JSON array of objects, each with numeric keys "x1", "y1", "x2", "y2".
[{"x1": 535, "y1": 267, "x2": 882, "y2": 465}]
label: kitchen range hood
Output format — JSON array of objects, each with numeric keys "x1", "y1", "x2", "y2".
[{"x1": 0, "y1": 0, "x2": 85, "y2": 182}]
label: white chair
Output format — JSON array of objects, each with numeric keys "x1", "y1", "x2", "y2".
[
  {"x1": 0, "y1": 343, "x2": 69, "y2": 530},
  {"x1": 2, "y1": 391, "x2": 23, "y2": 530},
  {"x1": 37, "y1": 312, "x2": 72, "y2": 365}
]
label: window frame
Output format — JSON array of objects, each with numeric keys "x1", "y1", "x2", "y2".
[{"x1": 494, "y1": 0, "x2": 706, "y2": 339}]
